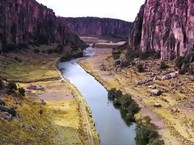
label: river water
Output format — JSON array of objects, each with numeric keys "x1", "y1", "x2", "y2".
[{"x1": 58, "y1": 51, "x2": 136, "y2": 145}]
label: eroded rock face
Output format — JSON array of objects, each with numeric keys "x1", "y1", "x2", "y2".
[
  {"x1": 0, "y1": 0, "x2": 86, "y2": 52},
  {"x1": 60, "y1": 17, "x2": 133, "y2": 40},
  {"x1": 129, "y1": 0, "x2": 194, "y2": 60}
]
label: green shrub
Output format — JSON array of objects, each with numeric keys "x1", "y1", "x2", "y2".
[
  {"x1": 0, "y1": 79, "x2": 3, "y2": 89},
  {"x1": 18, "y1": 87, "x2": 25, "y2": 96},
  {"x1": 136, "y1": 116, "x2": 164, "y2": 145},
  {"x1": 160, "y1": 61, "x2": 169, "y2": 69},
  {"x1": 136, "y1": 124, "x2": 159, "y2": 144},
  {"x1": 148, "y1": 138, "x2": 165, "y2": 145},
  {"x1": 8, "y1": 108, "x2": 17, "y2": 117},
  {"x1": 8, "y1": 82, "x2": 17, "y2": 90},
  {"x1": 137, "y1": 64, "x2": 144, "y2": 72},
  {"x1": 140, "y1": 50, "x2": 156, "y2": 60},
  {"x1": 113, "y1": 99, "x2": 121, "y2": 106},
  {"x1": 175, "y1": 56, "x2": 185, "y2": 69}
]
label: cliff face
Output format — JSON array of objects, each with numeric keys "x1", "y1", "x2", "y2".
[
  {"x1": 129, "y1": 0, "x2": 194, "y2": 60},
  {"x1": 60, "y1": 17, "x2": 133, "y2": 39},
  {"x1": 0, "y1": 0, "x2": 86, "y2": 52}
]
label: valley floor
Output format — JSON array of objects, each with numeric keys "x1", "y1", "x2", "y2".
[
  {"x1": 0, "y1": 45, "x2": 98, "y2": 145},
  {"x1": 79, "y1": 48, "x2": 194, "y2": 145}
]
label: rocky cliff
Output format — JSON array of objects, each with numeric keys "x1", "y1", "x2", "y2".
[
  {"x1": 60, "y1": 17, "x2": 133, "y2": 40},
  {"x1": 129, "y1": 0, "x2": 194, "y2": 60},
  {"x1": 0, "y1": 0, "x2": 86, "y2": 52}
]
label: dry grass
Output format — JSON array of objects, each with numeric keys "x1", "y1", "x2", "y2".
[
  {"x1": 0, "y1": 45, "x2": 99, "y2": 145},
  {"x1": 79, "y1": 48, "x2": 194, "y2": 145}
]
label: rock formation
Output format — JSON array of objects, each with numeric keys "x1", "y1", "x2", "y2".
[
  {"x1": 60, "y1": 17, "x2": 133, "y2": 40},
  {"x1": 0, "y1": 0, "x2": 86, "y2": 52},
  {"x1": 129, "y1": 0, "x2": 194, "y2": 60}
]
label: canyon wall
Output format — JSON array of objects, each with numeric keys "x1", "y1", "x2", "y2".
[
  {"x1": 129, "y1": 0, "x2": 194, "y2": 60},
  {"x1": 0, "y1": 0, "x2": 86, "y2": 52},
  {"x1": 60, "y1": 17, "x2": 133, "y2": 40}
]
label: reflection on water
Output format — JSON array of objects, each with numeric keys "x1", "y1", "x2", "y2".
[{"x1": 58, "y1": 59, "x2": 136, "y2": 145}]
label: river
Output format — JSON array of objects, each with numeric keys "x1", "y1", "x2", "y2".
[{"x1": 58, "y1": 51, "x2": 136, "y2": 145}]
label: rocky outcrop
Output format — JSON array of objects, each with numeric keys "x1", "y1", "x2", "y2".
[
  {"x1": 0, "y1": 0, "x2": 86, "y2": 52},
  {"x1": 129, "y1": 0, "x2": 194, "y2": 60},
  {"x1": 59, "y1": 17, "x2": 133, "y2": 40}
]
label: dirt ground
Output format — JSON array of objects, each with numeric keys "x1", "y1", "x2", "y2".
[{"x1": 79, "y1": 48, "x2": 194, "y2": 145}]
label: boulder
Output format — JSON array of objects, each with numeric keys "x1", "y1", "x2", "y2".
[{"x1": 150, "y1": 89, "x2": 162, "y2": 96}]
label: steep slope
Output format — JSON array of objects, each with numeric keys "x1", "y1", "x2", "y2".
[
  {"x1": 59, "y1": 17, "x2": 133, "y2": 40},
  {"x1": 0, "y1": 0, "x2": 86, "y2": 52},
  {"x1": 129, "y1": 0, "x2": 194, "y2": 60}
]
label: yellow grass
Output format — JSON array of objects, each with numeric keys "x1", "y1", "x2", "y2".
[
  {"x1": 0, "y1": 46, "x2": 99, "y2": 145},
  {"x1": 79, "y1": 48, "x2": 194, "y2": 145}
]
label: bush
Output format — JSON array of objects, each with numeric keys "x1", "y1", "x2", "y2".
[
  {"x1": 148, "y1": 138, "x2": 165, "y2": 145},
  {"x1": 140, "y1": 50, "x2": 156, "y2": 60},
  {"x1": 34, "y1": 49, "x2": 40, "y2": 53},
  {"x1": 136, "y1": 116, "x2": 164, "y2": 145},
  {"x1": 160, "y1": 61, "x2": 169, "y2": 69},
  {"x1": 175, "y1": 56, "x2": 185, "y2": 69},
  {"x1": 0, "y1": 79, "x2": 3, "y2": 89},
  {"x1": 18, "y1": 87, "x2": 25, "y2": 96},
  {"x1": 8, "y1": 108, "x2": 17, "y2": 117},
  {"x1": 136, "y1": 124, "x2": 159, "y2": 144},
  {"x1": 137, "y1": 64, "x2": 144, "y2": 72},
  {"x1": 8, "y1": 82, "x2": 17, "y2": 90}
]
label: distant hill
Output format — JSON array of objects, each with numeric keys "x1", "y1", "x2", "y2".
[{"x1": 59, "y1": 17, "x2": 133, "y2": 40}]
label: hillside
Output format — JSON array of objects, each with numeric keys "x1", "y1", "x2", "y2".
[
  {"x1": 0, "y1": 0, "x2": 87, "y2": 53},
  {"x1": 128, "y1": 0, "x2": 194, "y2": 60},
  {"x1": 59, "y1": 17, "x2": 133, "y2": 40}
]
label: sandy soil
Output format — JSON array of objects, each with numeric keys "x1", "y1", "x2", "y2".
[{"x1": 79, "y1": 48, "x2": 192, "y2": 145}]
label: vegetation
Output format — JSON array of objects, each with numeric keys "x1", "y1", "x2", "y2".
[
  {"x1": 18, "y1": 87, "x2": 25, "y2": 96},
  {"x1": 108, "y1": 88, "x2": 140, "y2": 122},
  {"x1": 160, "y1": 61, "x2": 169, "y2": 70},
  {"x1": 175, "y1": 54, "x2": 194, "y2": 74},
  {"x1": 136, "y1": 116, "x2": 165, "y2": 145},
  {"x1": 137, "y1": 64, "x2": 145, "y2": 72},
  {"x1": 0, "y1": 79, "x2": 3, "y2": 89},
  {"x1": 7, "y1": 82, "x2": 17, "y2": 91}
]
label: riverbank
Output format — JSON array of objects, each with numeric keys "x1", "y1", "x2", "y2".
[
  {"x1": 79, "y1": 48, "x2": 191, "y2": 145},
  {"x1": 0, "y1": 45, "x2": 99, "y2": 145}
]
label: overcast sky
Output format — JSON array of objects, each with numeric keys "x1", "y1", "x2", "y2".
[{"x1": 36, "y1": 0, "x2": 145, "y2": 22}]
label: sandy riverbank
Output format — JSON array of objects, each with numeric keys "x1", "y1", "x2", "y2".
[{"x1": 79, "y1": 48, "x2": 192, "y2": 145}]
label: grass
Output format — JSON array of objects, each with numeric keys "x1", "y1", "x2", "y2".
[
  {"x1": 0, "y1": 45, "x2": 99, "y2": 145},
  {"x1": 0, "y1": 57, "x2": 59, "y2": 82},
  {"x1": 0, "y1": 96, "x2": 55, "y2": 145},
  {"x1": 79, "y1": 48, "x2": 194, "y2": 145}
]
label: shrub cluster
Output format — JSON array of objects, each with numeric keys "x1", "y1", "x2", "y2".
[
  {"x1": 7, "y1": 82, "x2": 25, "y2": 97},
  {"x1": 136, "y1": 116, "x2": 164, "y2": 145},
  {"x1": 137, "y1": 64, "x2": 145, "y2": 72},
  {"x1": 108, "y1": 88, "x2": 140, "y2": 122},
  {"x1": 175, "y1": 55, "x2": 194, "y2": 74},
  {"x1": 159, "y1": 61, "x2": 169, "y2": 70}
]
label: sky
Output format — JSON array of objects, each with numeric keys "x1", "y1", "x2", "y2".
[{"x1": 36, "y1": 0, "x2": 145, "y2": 22}]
